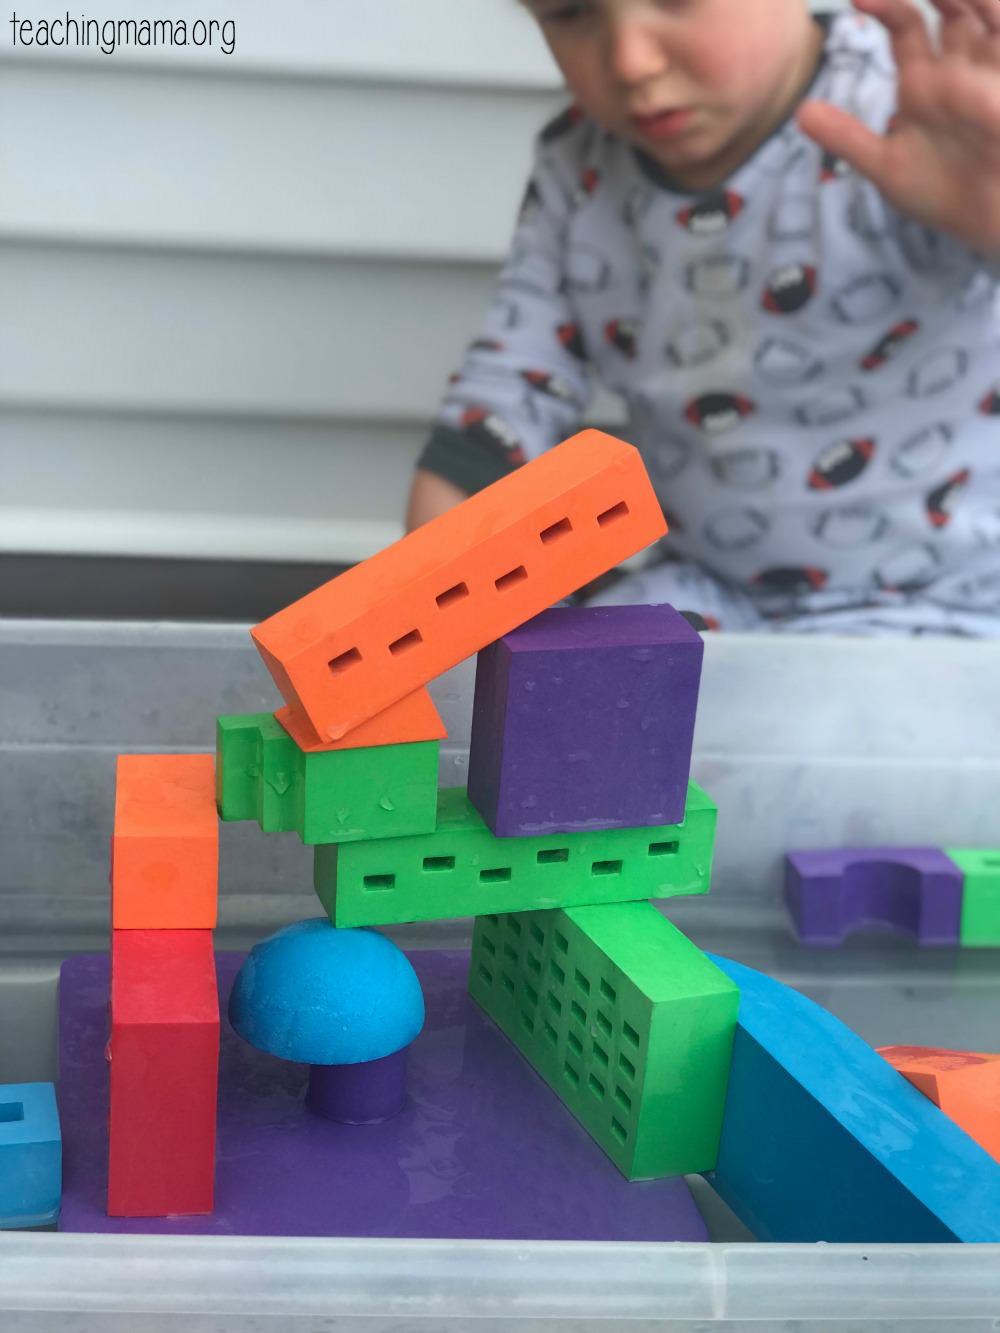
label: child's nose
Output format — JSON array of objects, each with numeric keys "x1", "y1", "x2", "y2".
[{"x1": 609, "y1": 15, "x2": 670, "y2": 87}]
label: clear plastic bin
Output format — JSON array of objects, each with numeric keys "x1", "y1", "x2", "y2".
[{"x1": 1, "y1": 619, "x2": 998, "y2": 1330}]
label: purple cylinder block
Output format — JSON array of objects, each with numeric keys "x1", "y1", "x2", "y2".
[
  {"x1": 785, "y1": 847, "x2": 963, "y2": 947},
  {"x1": 468, "y1": 604, "x2": 704, "y2": 837},
  {"x1": 306, "y1": 1048, "x2": 409, "y2": 1125}
]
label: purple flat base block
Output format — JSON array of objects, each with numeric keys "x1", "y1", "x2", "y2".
[
  {"x1": 307, "y1": 1048, "x2": 408, "y2": 1124},
  {"x1": 785, "y1": 847, "x2": 963, "y2": 947},
  {"x1": 57, "y1": 951, "x2": 707, "y2": 1241},
  {"x1": 468, "y1": 604, "x2": 704, "y2": 837}
]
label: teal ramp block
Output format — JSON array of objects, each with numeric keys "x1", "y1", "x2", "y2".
[
  {"x1": 705, "y1": 954, "x2": 1000, "y2": 1242},
  {"x1": 469, "y1": 903, "x2": 738, "y2": 1180},
  {"x1": 0, "y1": 1083, "x2": 62, "y2": 1229},
  {"x1": 216, "y1": 712, "x2": 438, "y2": 845},
  {"x1": 315, "y1": 783, "x2": 717, "y2": 928}
]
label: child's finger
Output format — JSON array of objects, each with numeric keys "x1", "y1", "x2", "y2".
[
  {"x1": 939, "y1": 0, "x2": 1000, "y2": 33},
  {"x1": 930, "y1": 0, "x2": 992, "y2": 57},
  {"x1": 954, "y1": 0, "x2": 1000, "y2": 62},
  {"x1": 797, "y1": 100, "x2": 891, "y2": 186},
  {"x1": 851, "y1": 0, "x2": 935, "y2": 63},
  {"x1": 935, "y1": 64, "x2": 1000, "y2": 150}
]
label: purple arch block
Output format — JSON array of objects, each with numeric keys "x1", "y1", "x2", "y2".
[{"x1": 785, "y1": 847, "x2": 963, "y2": 947}]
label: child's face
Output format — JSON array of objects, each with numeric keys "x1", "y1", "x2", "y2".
[{"x1": 524, "y1": 0, "x2": 822, "y2": 189}]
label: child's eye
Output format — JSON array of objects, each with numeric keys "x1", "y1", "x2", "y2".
[{"x1": 539, "y1": 3, "x2": 593, "y2": 25}]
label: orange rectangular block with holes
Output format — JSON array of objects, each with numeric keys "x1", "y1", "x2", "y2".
[
  {"x1": 108, "y1": 928, "x2": 219, "y2": 1216},
  {"x1": 879, "y1": 1045, "x2": 1000, "y2": 1162},
  {"x1": 275, "y1": 686, "x2": 446, "y2": 753},
  {"x1": 112, "y1": 754, "x2": 218, "y2": 929},
  {"x1": 252, "y1": 430, "x2": 667, "y2": 741}
]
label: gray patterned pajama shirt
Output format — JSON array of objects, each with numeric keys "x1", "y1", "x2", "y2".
[{"x1": 418, "y1": 11, "x2": 1000, "y2": 636}]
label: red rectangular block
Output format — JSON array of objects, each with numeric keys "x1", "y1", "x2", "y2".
[
  {"x1": 107, "y1": 929, "x2": 219, "y2": 1217},
  {"x1": 252, "y1": 430, "x2": 667, "y2": 741},
  {"x1": 112, "y1": 754, "x2": 218, "y2": 929}
]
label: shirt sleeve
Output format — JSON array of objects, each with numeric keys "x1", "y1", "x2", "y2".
[{"x1": 415, "y1": 109, "x2": 595, "y2": 495}]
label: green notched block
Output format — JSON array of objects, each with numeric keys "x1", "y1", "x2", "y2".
[
  {"x1": 216, "y1": 715, "x2": 262, "y2": 821},
  {"x1": 469, "y1": 901, "x2": 738, "y2": 1180},
  {"x1": 215, "y1": 712, "x2": 438, "y2": 845},
  {"x1": 947, "y1": 848, "x2": 1000, "y2": 948},
  {"x1": 313, "y1": 782, "x2": 717, "y2": 928}
]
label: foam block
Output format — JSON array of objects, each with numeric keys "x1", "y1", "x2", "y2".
[
  {"x1": 947, "y1": 848, "x2": 1000, "y2": 948},
  {"x1": 705, "y1": 954, "x2": 1000, "y2": 1242},
  {"x1": 784, "y1": 847, "x2": 963, "y2": 947},
  {"x1": 0, "y1": 1083, "x2": 61, "y2": 1229},
  {"x1": 107, "y1": 930, "x2": 219, "y2": 1217},
  {"x1": 251, "y1": 430, "x2": 667, "y2": 741},
  {"x1": 879, "y1": 1045, "x2": 1000, "y2": 1162},
  {"x1": 314, "y1": 783, "x2": 717, "y2": 928},
  {"x1": 469, "y1": 903, "x2": 738, "y2": 1180},
  {"x1": 275, "y1": 686, "x2": 446, "y2": 753},
  {"x1": 228, "y1": 919, "x2": 425, "y2": 1066},
  {"x1": 112, "y1": 753, "x2": 218, "y2": 929},
  {"x1": 216, "y1": 713, "x2": 439, "y2": 845},
  {"x1": 59, "y1": 951, "x2": 709, "y2": 1241},
  {"x1": 468, "y1": 604, "x2": 703, "y2": 836}
]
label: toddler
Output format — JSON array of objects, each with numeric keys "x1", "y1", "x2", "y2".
[{"x1": 406, "y1": 0, "x2": 1000, "y2": 634}]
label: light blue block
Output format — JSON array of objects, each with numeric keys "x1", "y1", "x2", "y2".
[
  {"x1": 229, "y1": 919, "x2": 424, "y2": 1065},
  {"x1": 704, "y1": 955, "x2": 1000, "y2": 1243},
  {"x1": 0, "y1": 1082, "x2": 62, "y2": 1229}
]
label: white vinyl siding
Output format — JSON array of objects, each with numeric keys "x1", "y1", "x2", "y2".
[{"x1": 0, "y1": 0, "x2": 884, "y2": 563}]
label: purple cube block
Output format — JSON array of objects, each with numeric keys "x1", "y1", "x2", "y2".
[
  {"x1": 468, "y1": 603, "x2": 704, "y2": 837},
  {"x1": 785, "y1": 847, "x2": 964, "y2": 947}
]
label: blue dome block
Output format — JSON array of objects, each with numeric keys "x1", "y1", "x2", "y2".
[{"x1": 228, "y1": 919, "x2": 425, "y2": 1066}]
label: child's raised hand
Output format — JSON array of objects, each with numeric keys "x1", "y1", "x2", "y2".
[{"x1": 797, "y1": 0, "x2": 1000, "y2": 256}]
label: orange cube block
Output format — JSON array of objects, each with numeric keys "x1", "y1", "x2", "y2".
[
  {"x1": 879, "y1": 1045, "x2": 1000, "y2": 1162},
  {"x1": 275, "y1": 686, "x2": 446, "y2": 753},
  {"x1": 112, "y1": 754, "x2": 218, "y2": 929},
  {"x1": 252, "y1": 430, "x2": 667, "y2": 741}
]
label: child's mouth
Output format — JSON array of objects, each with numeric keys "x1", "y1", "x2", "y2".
[{"x1": 631, "y1": 108, "x2": 696, "y2": 141}]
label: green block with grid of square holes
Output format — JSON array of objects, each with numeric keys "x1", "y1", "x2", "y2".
[
  {"x1": 215, "y1": 712, "x2": 438, "y2": 845},
  {"x1": 468, "y1": 901, "x2": 739, "y2": 1180},
  {"x1": 313, "y1": 782, "x2": 716, "y2": 927},
  {"x1": 947, "y1": 848, "x2": 1000, "y2": 947}
]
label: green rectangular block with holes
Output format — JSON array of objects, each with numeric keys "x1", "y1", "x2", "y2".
[
  {"x1": 947, "y1": 848, "x2": 1000, "y2": 947},
  {"x1": 313, "y1": 782, "x2": 716, "y2": 927},
  {"x1": 215, "y1": 712, "x2": 438, "y2": 845},
  {"x1": 468, "y1": 901, "x2": 738, "y2": 1180}
]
